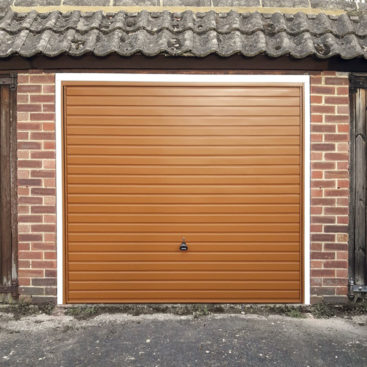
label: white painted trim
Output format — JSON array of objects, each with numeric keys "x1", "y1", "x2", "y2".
[
  {"x1": 303, "y1": 77, "x2": 311, "y2": 305},
  {"x1": 55, "y1": 74, "x2": 65, "y2": 305},
  {"x1": 55, "y1": 73, "x2": 311, "y2": 305}
]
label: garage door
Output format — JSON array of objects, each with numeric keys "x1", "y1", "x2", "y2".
[{"x1": 63, "y1": 82, "x2": 304, "y2": 303}]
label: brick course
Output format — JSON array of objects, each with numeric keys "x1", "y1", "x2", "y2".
[{"x1": 16, "y1": 71, "x2": 350, "y2": 304}]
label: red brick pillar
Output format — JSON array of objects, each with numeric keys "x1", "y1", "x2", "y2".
[
  {"x1": 17, "y1": 72, "x2": 57, "y2": 303},
  {"x1": 310, "y1": 71, "x2": 350, "y2": 303}
]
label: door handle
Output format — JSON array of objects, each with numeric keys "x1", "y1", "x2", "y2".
[{"x1": 179, "y1": 238, "x2": 188, "y2": 251}]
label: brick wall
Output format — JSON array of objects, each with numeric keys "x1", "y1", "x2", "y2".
[
  {"x1": 310, "y1": 71, "x2": 350, "y2": 303},
  {"x1": 17, "y1": 72, "x2": 57, "y2": 303},
  {"x1": 16, "y1": 71, "x2": 350, "y2": 304}
]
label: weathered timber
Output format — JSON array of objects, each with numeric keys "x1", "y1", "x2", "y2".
[
  {"x1": 354, "y1": 89, "x2": 367, "y2": 285},
  {"x1": 350, "y1": 75, "x2": 367, "y2": 291},
  {"x1": 0, "y1": 75, "x2": 18, "y2": 299}
]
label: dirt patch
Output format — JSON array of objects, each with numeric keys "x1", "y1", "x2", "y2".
[
  {"x1": 0, "y1": 302, "x2": 54, "y2": 320},
  {"x1": 1, "y1": 300, "x2": 366, "y2": 321},
  {"x1": 62, "y1": 301, "x2": 367, "y2": 320}
]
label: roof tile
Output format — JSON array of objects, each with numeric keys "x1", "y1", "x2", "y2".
[{"x1": 0, "y1": 9, "x2": 366, "y2": 60}]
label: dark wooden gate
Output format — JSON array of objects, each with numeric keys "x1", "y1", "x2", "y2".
[
  {"x1": 349, "y1": 74, "x2": 367, "y2": 297},
  {"x1": 0, "y1": 74, "x2": 18, "y2": 301}
]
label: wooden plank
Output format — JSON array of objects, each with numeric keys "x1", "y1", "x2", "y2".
[
  {"x1": 67, "y1": 125, "x2": 300, "y2": 136},
  {"x1": 67, "y1": 146, "x2": 300, "y2": 156},
  {"x1": 67, "y1": 184, "x2": 300, "y2": 195},
  {"x1": 68, "y1": 243, "x2": 300, "y2": 252},
  {"x1": 67, "y1": 232, "x2": 300, "y2": 243},
  {"x1": 68, "y1": 280, "x2": 300, "y2": 291},
  {"x1": 67, "y1": 175, "x2": 300, "y2": 185},
  {"x1": 67, "y1": 223, "x2": 300, "y2": 233},
  {"x1": 354, "y1": 88, "x2": 367, "y2": 285},
  {"x1": 68, "y1": 204, "x2": 300, "y2": 214},
  {"x1": 67, "y1": 156, "x2": 300, "y2": 166},
  {"x1": 67, "y1": 115, "x2": 300, "y2": 126},
  {"x1": 67, "y1": 165, "x2": 300, "y2": 175},
  {"x1": 68, "y1": 290, "x2": 300, "y2": 300},
  {"x1": 67, "y1": 86, "x2": 300, "y2": 97},
  {"x1": 68, "y1": 261, "x2": 300, "y2": 272},
  {"x1": 67, "y1": 105, "x2": 300, "y2": 116},
  {"x1": 68, "y1": 95, "x2": 300, "y2": 107},
  {"x1": 0, "y1": 85, "x2": 12, "y2": 288},
  {"x1": 68, "y1": 213, "x2": 300, "y2": 224},
  {"x1": 69, "y1": 271, "x2": 300, "y2": 281},
  {"x1": 68, "y1": 297, "x2": 301, "y2": 303},
  {"x1": 67, "y1": 194, "x2": 300, "y2": 204},
  {"x1": 67, "y1": 135, "x2": 300, "y2": 146},
  {"x1": 10, "y1": 77, "x2": 18, "y2": 294},
  {"x1": 0, "y1": 85, "x2": 3, "y2": 285},
  {"x1": 349, "y1": 89, "x2": 356, "y2": 282},
  {"x1": 69, "y1": 252, "x2": 300, "y2": 262},
  {"x1": 0, "y1": 78, "x2": 18, "y2": 296}
]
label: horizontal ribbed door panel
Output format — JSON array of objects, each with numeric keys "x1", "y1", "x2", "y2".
[{"x1": 63, "y1": 82, "x2": 303, "y2": 303}]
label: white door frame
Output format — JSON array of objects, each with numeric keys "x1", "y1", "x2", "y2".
[{"x1": 55, "y1": 73, "x2": 311, "y2": 305}]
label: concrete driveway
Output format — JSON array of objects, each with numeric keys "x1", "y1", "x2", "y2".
[{"x1": 0, "y1": 312, "x2": 366, "y2": 367}]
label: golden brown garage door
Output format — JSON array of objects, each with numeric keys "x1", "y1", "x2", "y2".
[{"x1": 63, "y1": 82, "x2": 304, "y2": 303}]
